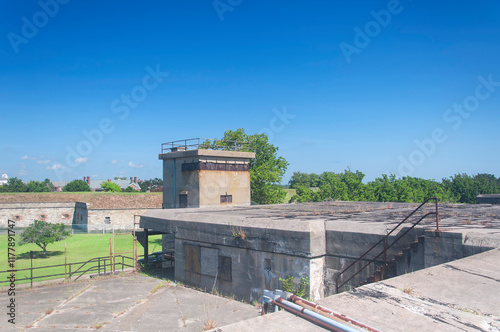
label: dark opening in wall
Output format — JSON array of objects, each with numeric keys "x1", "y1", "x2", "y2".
[
  {"x1": 220, "y1": 195, "x2": 232, "y2": 203},
  {"x1": 185, "y1": 244, "x2": 201, "y2": 274},
  {"x1": 219, "y1": 256, "x2": 232, "y2": 282},
  {"x1": 39, "y1": 214, "x2": 46, "y2": 220},
  {"x1": 179, "y1": 194, "x2": 188, "y2": 208},
  {"x1": 264, "y1": 258, "x2": 272, "y2": 271},
  {"x1": 104, "y1": 217, "x2": 111, "y2": 224}
]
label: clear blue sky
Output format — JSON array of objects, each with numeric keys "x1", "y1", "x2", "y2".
[{"x1": 1, "y1": 0, "x2": 499, "y2": 183}]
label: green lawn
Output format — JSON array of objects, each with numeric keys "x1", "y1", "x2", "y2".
[
  {"x1": 284, "y1": 189, "x2": 297, "y2": 203},
  {"x1": 1, "y1": 234, "x2": 163, "y2": 286}
]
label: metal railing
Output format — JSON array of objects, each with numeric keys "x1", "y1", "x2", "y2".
[
  {"x1": 161, "y1": 138, "x2": 252, "y2": 153},
  {"x1": 0, "y1": 254, "x2": 138, "y2": 287},
  {"x1": 335, "y1": 197, "x2": 440, "y2": 293}
]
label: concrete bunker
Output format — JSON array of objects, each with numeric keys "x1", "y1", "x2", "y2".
[
  {"x1": 137, "y1": 138, "x2": 500, "y2": 301},
  {"x1": 139, "y1": 201, "x2": 500, "y2": 301}
]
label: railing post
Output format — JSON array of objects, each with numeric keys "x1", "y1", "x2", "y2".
[
  {"x1": 435, "y1": 198, "x2": 440, "y2": 231},
  {"x1": 30, "y1": 250, "x2": 33, "y2": 288},
  {"x1": 383, "y1": 236, "x2": 387, "y2": 279}
]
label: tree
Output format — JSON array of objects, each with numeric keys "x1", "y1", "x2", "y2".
[
  {"x1": 63, "y1": 179, "x2": 91, "y2": 192},
  {"x1": 26, "y1": 180, "x2": 50, "y2": 192},
  {"x1": 19, "y1": 220, "x2": 70, "y2": 258},
  {"x1": 289, "y1": 185, "x2": 321, "y2": 203},
  {"x1": 101, "y1": 181, "x2": 121, "y2": 192},
  {"x1": 124, "y1": 186, "x2": 138, "y2": 192},
  {"x1": 140, "y1": 178, "x2": 163, "y2": 192},
  {"x1": 1, "y1": 177, "x2": 27, "y2": 192},
  {"x1": 44, "y1": 178, "x2": 55, "y2": 192},
  {"x1": 204, "y1": 128, "x2": 289, "y2": 204},
  {"x1": 289, "y1": 172, "x2": 311, "y2": 189}
]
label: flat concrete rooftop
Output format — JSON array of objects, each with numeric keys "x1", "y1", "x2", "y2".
[{"x1": 142, "y1": 201, "x2": 500, "y2": 236}]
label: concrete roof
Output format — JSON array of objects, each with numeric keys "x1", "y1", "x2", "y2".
[
  {"x1": 219, "y1": 248, "x2": 500, "y2": 331},
  {"x1": 142, "y1": 201, "x2": 500, "y2": 236},
  {"x1": 159, "y1": 148, "x2": 255, "y2": 160}
]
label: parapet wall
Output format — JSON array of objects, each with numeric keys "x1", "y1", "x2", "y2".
[
  {"x1": 0, "y1": 202, "x2": 75, "y2": 227},
  {"x1": 0, "y1": 201, "x2": 158, "y2": 232},
  {"x1": 0, "y1": 193, "x2": 162, "y2": 209},
  {"x1": 141, "y1": 211, "x2": 327, "y2": 300}
]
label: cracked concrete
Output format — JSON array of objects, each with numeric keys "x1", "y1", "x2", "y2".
[
  {"x1": 220, "y1": 249, "x2": 500, "y2": 332},
  {"x1": 1, "y1": 273, "x2": 258, "y2": 331}
]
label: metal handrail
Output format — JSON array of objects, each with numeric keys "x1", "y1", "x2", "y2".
[
  {"x1": 160, "y1": 138, "x2": 252, "y2": 153},
  {"x1": 335, "y1": 197, "x2": 439, "y2": 293},
  {"x1": 0, "y1": 254, "x2": 138, "y2": 286}
]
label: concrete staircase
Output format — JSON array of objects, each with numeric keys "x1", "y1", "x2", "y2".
[
  {"x1": 335, "y1": 198, "x2": 439, "y2": 293},
  {"x1": 360, "y1": 235, "x2": 425, "y2": 287}
]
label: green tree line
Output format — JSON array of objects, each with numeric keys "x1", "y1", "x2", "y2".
[
  {"x1": 0, "y1": 178, "x2": 54, "y2": 192},
  {"x1": 0, "y1": 177, "x2": 163, "y2": 193},
  {"x1": 289, "y1": 170, "x2": 500, "y2": 204}
]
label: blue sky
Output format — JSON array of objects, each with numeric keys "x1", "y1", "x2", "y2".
[{"x1": 1, "y1": 0, "x2": 499, "y2": 183}]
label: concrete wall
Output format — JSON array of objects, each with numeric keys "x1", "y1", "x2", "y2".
[
  {"x1": 0, "y1": 202, "x2": 151, "y2": 232},
  {"x1": 162, "y1": 156, "x2": 200, "y2": 208},
  {"x1": 141, "y1": 215, "x2": 325, "y2": 301},
  {"x1": 141, "y1": 206, "x2": 500, "y2": 300},
  {"x1": 87, "y1": 208, "x2": 158, "y2": 232},
  {"x1": 476, "y1": 195, "x2": 500, "y2": 204},
  {"x1": 159, "y1": 149, "x2": 255, "y2": 209},
  {"x1": 198, "y1": 170, "x2": 251, "y2": 208},
  {"x1": 324, "y1": 227, "x2": 425, "y2": 294},
  {"x1": 0, "y1": 202, "x2": 75, "y2": 228}
]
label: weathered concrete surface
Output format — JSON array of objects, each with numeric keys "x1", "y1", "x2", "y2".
[
  {"x1": 0, "y1": 273, "x2": 258, "y2": 331},
  {"x1": 141, "y1": 201, "x2": 500, "y2": 300},
  {"x1": 319, "y1": 248, "x2": 500, "y2": 332},
  {"x1": 160, "y1": 149, "x2": 255, "y2": 208},
  {"x1": 218, "y1": 249, "x2": 500, "y2": 332}
]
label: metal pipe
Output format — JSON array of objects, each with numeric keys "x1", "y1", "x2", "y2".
[
  {"x1": 266, "y1": 298, "x2": 344, "y2": 332},
  {"x1": 290, "y1": 295, "x2": 382, "y2": 332},
  {"x1": 274, "y1": 297, "x2": 360, "y2": 332}
]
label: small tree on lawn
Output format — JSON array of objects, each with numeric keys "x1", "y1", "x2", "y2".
[{"x1": 19, "y1": 220, "x2": 71, "y2": 258}]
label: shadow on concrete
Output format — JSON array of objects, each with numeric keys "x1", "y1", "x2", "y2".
[
  {"x1": 139, "y1": 266, "x2": 175, "y2": 281},
  {"x1": 17, "y1": 250, "x2": 64, "y2": 259}
]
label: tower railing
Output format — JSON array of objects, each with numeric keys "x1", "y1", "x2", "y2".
[{"x1": 161, "y1": 138, "x2": 252, "y2": 153}]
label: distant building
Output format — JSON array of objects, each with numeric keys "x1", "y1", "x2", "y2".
[
  {"x1": 52, "y1": 176, "x2": 142, "y2": 192},
  {"x1": 477, "y1": 194, "x2": 500, "y2": 204},
  {"x1": 0, "y1": 174, "x2": 8, "y2": 186}
]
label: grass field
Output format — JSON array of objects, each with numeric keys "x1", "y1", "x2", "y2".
[
  {"x1": 284, "y1": 189, "x2": 297, "y2": 203},
  {"x1": 1, "y1": 233, "x2": 163, "y2": 286}
]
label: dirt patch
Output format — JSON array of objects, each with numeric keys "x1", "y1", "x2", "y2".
[{"x1": 0, "y1": 193, "x2": 162, "y2": 209}]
